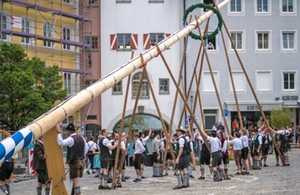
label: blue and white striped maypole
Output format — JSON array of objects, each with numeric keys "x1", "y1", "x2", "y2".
[{"x1": 0, "y1": 128, "x2": 34, "y2": 162}]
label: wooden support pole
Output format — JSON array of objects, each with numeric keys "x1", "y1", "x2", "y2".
[
  {"x1": 111, "y1": 51, "x2": 135, "y2": 190},
  {"x1": 178, "y1": 16, "x2": 210, "y2": 133},
  {"x1": 143, "y1": 66, "x2": 176, "y2": 174},
  {"x1": 117, "y1": 51, "x2": 134, "y2": 176},
  {"x1": 171, "y1": 15, "x2": 193, "y2": 131},
  {"x1": 180, "y1": 78, "x2": 197, "y2": 170},
  {"x1": 156, "y1": 44, "x2": 210, "y2": 163},
  {"x1": 43, "y1": 127, "x2": 68, "y2": 195},
  {"x1": 220, "y1": 17, "x2": 284, "y2": 164},
  {"x1": 194, "y1": 16, "x2": 231, "y2": 136},
  {"x1": 114, "y1": 54, "x2": 147, "y2": 189}
]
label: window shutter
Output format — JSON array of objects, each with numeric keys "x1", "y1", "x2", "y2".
[
  {"x1": 143, "y1": 34, "x2": 150, "y2": 49},
  {"x1": 131, "y1": 34, "x2": 138, "y2": 50},
  {"x1": 230, "y1": 72, "x2": 245, "y2": 92},
  {"x1": 256, "y1": 71, "x2": 272, "y2": 92},
  {"x1": 164, "y1": 33, "x2": 171, "y2": 39},
  {"x1": 203, "y1": 72, "x2": 218, "y2": 93},
  {"x1": 110, "y1": 34, "x2": 117, "y2": 50}
]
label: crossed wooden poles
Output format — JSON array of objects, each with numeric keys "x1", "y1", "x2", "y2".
[{"x1": 110, "y1": 2, "x2": 285, "y2": 190}]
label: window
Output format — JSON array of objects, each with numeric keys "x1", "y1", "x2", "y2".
[
  {"x1": 85, "y1": 36, "x2": 98, "y2": 50},
  {"x1": 116, "y1": 0, "x2": 131, "y2": 3},
  {"x1": 0, "y1": 15, "x2": 8, "y2": 40},
  {"x1": 21, "y1": 18, "x2": 33, "y2": 44},
  {"x1": 282, "y1": 32, "x2": 295, "y2": 50},
  {"x1": 43, "y1": 22, "x2": 53, "y2": 47},
  {"x1": 202, "y1": 72, "x2": 219, "y2": 93},
  {"x1": 63, "y1": 0, "x2": 71, "y2": 4},
  {"x1": 63, "y1": 27, "x2": 72, "y2": 50},
  {"x1": 132, "y1": 72, "x2": 149, "y2": 98},
  {"x1": 230, "y1": 32, "x2": 243, "y2": 50},
  {"x1": 87, "y1": 115, "x2": 97, "y2": 120},
  {"x1": 63, "y1": 116, "x2": 74, "y2": 124},
  {"x1": 257, "y1": 32, "x2": 270, "y2": 50},
  {"x1": 281, "y1": 0, "x2": 295, "y2": 13},
  {"x1": 204, "y1": 109, "x2": 217, "y2": 130},
  {"x1": 206, "y1": 35, "x2": 217, "y2": 51},
  {"x1": 111, "y1": 34, "x2": 137, "y2": 50},
  {"x1": 256, "y1": 71, "x2": 272, "y2": 92},
  {"x1": 159, "y1": 78, "x2": 169, "y2": 94},
  {"x1": 64, "y1": 73, "x2": 72, "y2": 94},
  {"x1": 230, "y1": 72, "x2": 246, "y2": 93},
  {"x1": 143, "y1": 33, "x2": 168, "y2": 49},
  {"x1": 149, "y1": 0, "x2": 164, "y2": 2},
  {"x1": 117, "y1": 34, "x2": 131, "y2": 50},
  {"x1": 113, "y1": 81, "x2": 122, "y2": 94},
  {"x1": 283, "y1": 72, "x2": 296, "y2": 91},
  {"x1": 89, "y1": 0, "x2": 98, "y2": 5},
  {"x1": 149, "y1": 33, "x2": 164, "y2": 46},
  {"x1": 256, "y1": 0, "x2": 269, "y2": 13},
  {"x1": 230, "y1": 0, "x2": 242, "y2": 12}
]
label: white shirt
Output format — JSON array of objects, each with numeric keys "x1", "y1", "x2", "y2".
[
  {"x1": 228, "y1": 138, "x2": 243, "y2": 151},
  {"x1": 121, "y1": 140, "x2": 126, "y2": 151},
  {"x1": 212, "y1": 125, "x2": 217, "y2": 131},
  {"x1": 178, "y1": 135, "x2": 185, "y2": 148},
  {"x1": 278, "y1": 130, "x2": 289, "y2": 135},
  {"x1": 222, "y1": 140, "x2": 227, "y2": 153},
  {"x1": 207, "y1": 136, "x2": 221, "y2": 153},
  {"x1": 87, "y1": 140, "x2": 97, "y2": 151},
  {"x1": 57, "y1": 133, "x2": 88, "y2": 155},
  {"x1": 102, "y1": 137, "x2": 111, "y2": 147},
  {"x1": 240, "y1": 135, "x2": 249, "y2": 148},
  {"x1": 134, "y1": 139, "x2": 145, "y2": 154},
  {"x1": 141, "y1": 136, "x2": 149, "y2": 145},
  {"x1": 253, "y1": 134, "x2": 262, "y2": 145}
]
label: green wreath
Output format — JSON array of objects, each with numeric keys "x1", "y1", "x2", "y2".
[{"x1": 183, "y1": 3, "x2": 223, "y2": 40}]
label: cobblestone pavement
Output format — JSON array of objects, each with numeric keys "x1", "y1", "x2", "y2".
[{"x1": 12, "y1": 148, "x2": 300, "y2": 195}]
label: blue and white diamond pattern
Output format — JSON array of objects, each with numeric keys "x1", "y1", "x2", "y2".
[{"x1": 0, "y1": 128, "x2": 34, "y2": 163}]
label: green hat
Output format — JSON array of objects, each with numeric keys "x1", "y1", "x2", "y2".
[
  {"x1": 211, "y1": 131, "x2": 217, "y2": 137},
  {"x1": 66, "y1": 123, "x2": 76, "y2": 131}
]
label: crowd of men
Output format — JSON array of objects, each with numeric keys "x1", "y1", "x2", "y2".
[{"x1": 19, "y1": 121, "x2": 293, "y2": 195}]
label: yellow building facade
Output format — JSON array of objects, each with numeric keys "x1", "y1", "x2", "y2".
[{"x1": 0, "y1": 0, "x2": 92, "y2": 130}]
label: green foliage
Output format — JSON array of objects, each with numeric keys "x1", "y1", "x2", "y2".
[
  {"x1": 0, "y1": 43, "x2": 67, "y2": 130},
  {"x1": 270, "y1": 108, "x2": 293, "y2": 129}
]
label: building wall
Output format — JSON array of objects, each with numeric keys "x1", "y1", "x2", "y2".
[
  {"x1": 1, "y1": 0, "x2": 86, "y2": 129},
  {"x1": 79, "y1": 0, "x2": 102, "y2": 135},
  {"x1": 101, "y1": 0, "x2": 183, "y2": 132},
  {"x1": 185, "y1": 0, "x2": 299, "y2": 131}
]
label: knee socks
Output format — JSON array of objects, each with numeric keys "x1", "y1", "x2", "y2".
[
  {"x1": 45, "y1": 187, "x2": 50, "y2": 195},
  {"x1": 176, "y1": 174, "x2": 182, "y2": 187},
  {"x1": 74, "y1": 186, "x2": 81, "y2": 195},
  {"x1": 188, "y1": 165, "x2": 193, "y2": 176},
  {"x1": 37, "y1": 187, "x2": 42, "y2": 195},
  {"x1": 5, "y1": 184, "x2": 10, "y2": 194},
  {"x1": 183, "y1": 173, "x2": 189, "y2": 186},
  {"x1": 0, "y1": 185, "x2": 8, "y2": 195},
  {"x1": 200, "y1": 168, "x2": 205, "y2": 175}
]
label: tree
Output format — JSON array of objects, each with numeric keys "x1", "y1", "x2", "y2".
[
  {"x1": 270, "y1": 108, "x2": 293, "y2": 129},
  {"x1": 0, "y1": 43, "x2": 67, "y2": 130}
]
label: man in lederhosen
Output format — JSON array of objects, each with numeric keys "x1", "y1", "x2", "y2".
[{"x1": 173, "y1": 127, "x2": 190, "y2": 189}]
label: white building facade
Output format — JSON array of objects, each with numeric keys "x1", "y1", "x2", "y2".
[{"x1": 101, "y1": 0, "x2": 300, "y2": 135}]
